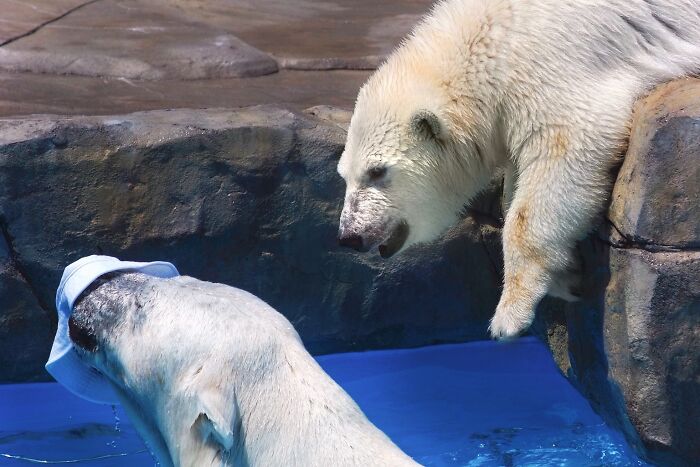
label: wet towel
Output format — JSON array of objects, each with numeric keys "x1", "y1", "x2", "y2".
[{"x1": 46, "y1": 255, "x2": 179, "y2": 404}]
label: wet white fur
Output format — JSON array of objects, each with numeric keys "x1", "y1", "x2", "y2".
[
  {"x1": 337, "y1": 0, "x2": 700, "y2": 338},
  {"x1": 78, "y1": 275, "x2": 417, "y2": 467}
]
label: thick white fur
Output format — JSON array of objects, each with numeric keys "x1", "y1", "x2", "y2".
[
  {"x1": 72, "y1": 273, "x2": 417, "y2": 467},
  {"x1": 337, "y1": 0, "x2": 700, "y2": 338}
]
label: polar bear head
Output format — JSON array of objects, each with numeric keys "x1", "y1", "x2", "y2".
[
  {"x1": 337, "y1": 61, "x2": 493, "y2": 257},
  {"x1": 68, "y1": 272, "x2": 249, "y2": 467}
]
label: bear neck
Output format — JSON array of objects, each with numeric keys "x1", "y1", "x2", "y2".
[{"x1": 231, "y1": 343, "x2": 415, "y2": 466}]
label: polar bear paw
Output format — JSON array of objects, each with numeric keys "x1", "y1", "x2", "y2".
[{"x1": 488, "y1": 303, "x2": 534, "y2": 340}]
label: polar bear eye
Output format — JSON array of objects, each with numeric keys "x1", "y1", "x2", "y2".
[{"x1": 367, "y1": 166, "x2": 387, "y2": 182}]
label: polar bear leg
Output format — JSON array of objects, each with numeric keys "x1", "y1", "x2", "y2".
[
  {"x1": 501, "y1": 160, "x2": 517, "y2": 217},
  {"x1": 489, "y1": 129, "x2": 608, "y2": 339}
]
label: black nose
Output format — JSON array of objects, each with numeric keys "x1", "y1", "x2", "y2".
[{"x1": 338, "y1": 233, "x2": 365, "y2": 251}]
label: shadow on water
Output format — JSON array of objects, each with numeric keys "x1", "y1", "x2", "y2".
[{"x1": 0, "y1": 422, "x2": 148, "y2": 464}]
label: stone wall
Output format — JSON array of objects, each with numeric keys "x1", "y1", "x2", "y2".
[{"x1": 0, "y1": 105, "x2": 501, "y2": 383}]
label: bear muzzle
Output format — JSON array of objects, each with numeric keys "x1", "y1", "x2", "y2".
[
  {"x1": 338, "y1": 220, "x2": 409, "y2": 258},
  {"x1": 377, "y1": 220, "x2": 409, "y2": 258}
]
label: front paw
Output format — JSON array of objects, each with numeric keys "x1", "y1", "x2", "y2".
[{"x1": 488, "y1": 301, "x2": 534, "y2": 340}]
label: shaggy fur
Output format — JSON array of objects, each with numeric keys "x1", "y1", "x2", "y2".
[
  {"x1": 70, "y1": 273, "x2": 417, "y2": 467},
  {"x1": 337, "y1": 0, "x2": 700, "y2": 338}
]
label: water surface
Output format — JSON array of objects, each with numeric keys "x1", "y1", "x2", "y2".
[{"x1": 0, "y1": 337, "x2": 647, "y2": 466}]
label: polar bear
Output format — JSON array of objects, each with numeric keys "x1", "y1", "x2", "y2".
[
  {"x1": 68, "y1": 272, "x2": 417, "y2": 467},
  {"x1": 337, "y1": 0, "x2": 700, "y2": 338}
]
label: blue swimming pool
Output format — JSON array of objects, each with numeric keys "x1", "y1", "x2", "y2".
[{"x1": 1, "y1": 337, "x2": 647, "y2": 466}]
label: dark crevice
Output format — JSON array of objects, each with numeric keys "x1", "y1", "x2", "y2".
[
  {"x1": 0, "y1": 216, "x2": 51, "y2": 314},
  {"x1": 479, "y1": 231, "x2": 502, "y2": 281},
  {"x1": 464, "y1": 207, "x2": 504, "y2": 229},
  {"x1": 603, "y1": 218, "x2": 700, "y2": 253},
  {"x1": 0, "y1": 0, "x2": 104, "y2": 48}
]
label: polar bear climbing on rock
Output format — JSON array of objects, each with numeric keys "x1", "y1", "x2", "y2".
[{"x1": 337, "y1": 0, "x2": 700, "y2": 338}]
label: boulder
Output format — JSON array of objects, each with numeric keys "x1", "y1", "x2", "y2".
[
  {"x1": 609, "y1": 79, "x2": 700, "y2": 250},
  {"x1": 535, "y1": 79, "x2": 700, "y2": 466},
  {"x1": 0, "y1": 105, "x2": 501, "y2": 382},
  {"x1": 155, "y1": 0, "x2": 430, "y2": 71},
  {"x1": 606, "y1": 248, "x2": 700, "y2": 465}
]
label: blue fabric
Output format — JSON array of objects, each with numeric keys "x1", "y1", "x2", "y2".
[{"x1": 45, "y1": 255, "x2": 179, "y2": 404}]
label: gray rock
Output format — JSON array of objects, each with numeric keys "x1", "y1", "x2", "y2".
[
  {"x1": 304, "y1": 105, "x2": 352, "y2": 130},
  {"x1": 609, "y1": 78, "x2": 700, "y2": 250},
  {"x1": 534, "y1": 79, "x2": 700, "y2": 466},
  {"x1": 0, "y1": 1, "x2": 278, "y2": 80},
  {"x1": 606, "y1": 248, "x2": 700, "y2": 465},
  {"x1": 0, "y1": 105, "x2": 500, "y2": 383},
  {"x1": 0, "y1": 0, "x2": 433, "y2": 80},
  {"x1": 172, "y1": 0, "x2": 430, "y2": 69},
  {"x1": 0, "y1": 231, "x2": 54, "y2": 382},
  {"x1": 278, "y1": 56, "x2": 385, "y2": 71},
  {"x1": 0, "y1": 0, "x2": 87, "y2": 45},
  {"x1": 0, "y1": 69, "x2": 370, "y2": 118}
]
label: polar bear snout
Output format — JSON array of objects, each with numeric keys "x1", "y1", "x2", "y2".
[
  {"x1": 338, "y1": 217, "x2": 409, "y2": 258},
  {"x1": 338, "y1": 185, "x2": 411, "y2": 257},
  {"x1": 337, "y1": 189, "x2": 385, "y2": 252},
  {"x1": 377, "y1": 219, "x2": 409, "y2": 258}
]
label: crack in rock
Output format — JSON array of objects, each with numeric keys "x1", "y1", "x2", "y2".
[
  {"x1": 0, "y1": 0, "x2": 103, "y2": 48},
  {"x1": 0, "y1": 216, "x2": 51, "y2": 314},
  {"x1": 605, "y1": 218, "x2": 699, "y2": 253}
]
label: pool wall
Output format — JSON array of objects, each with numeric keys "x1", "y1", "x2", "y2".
[{"x1": 0, "y1": 107, "x2": 503, "y2": 383}]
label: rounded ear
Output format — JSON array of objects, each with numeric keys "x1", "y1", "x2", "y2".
[
  {"x1": 410, "y1": 110, "x2": 442, "y2": 141},
  {"x1": 191, "y1": 389, "x2": 236, "y2": 451}
]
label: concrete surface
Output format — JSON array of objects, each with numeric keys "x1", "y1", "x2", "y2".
[{"x1": 0, "y1": 0, "x2": 434, "y2": 116}]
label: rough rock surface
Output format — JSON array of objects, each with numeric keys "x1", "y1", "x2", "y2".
[
  {"x1": 0, "y1": 0, "x2": 431, "y2": 80},
  {"x1": 172, "y1": 0, "x2": 430, "y2": 67},
  {"x1": 0, "y1": 70, "x2": 371, "y2": 118},
  {"x1": 606, "y1": 249, "x2": 699, "y2": 465},
  {"x1": 0, "y1": 0, "x2": 434, "y2": 118},
  {"x1": 0, "y1": 0, "x2": 87, "y2": 45},
  {"x1": 0, "y1": 232, "x2": 53, "y2": 382},
  {"x1": 609, "y1": 79, "x2": 700, "y2": 250},
  {"x1": 0, "y1": 1, "x2": 279, "y2": 80},
  {"x1": 535, "y1": 79, "x2": 700, "y2": 467},
  {"x1": 0, "y1": 106, "x2": 501, "y2": 383}
]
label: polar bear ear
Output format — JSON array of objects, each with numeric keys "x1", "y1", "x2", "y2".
[
  {"x1": 191, "y1": 388, "x2": 236, "y2": 451},
  {"x1": 410, "y1": 110, "x2": 442, "y2": 141}
]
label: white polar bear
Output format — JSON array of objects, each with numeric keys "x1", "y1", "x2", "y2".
[
  {"x1": 69, "y1": 272, "x2": 417, "y2": 467},
  {"x1": 337, "y1": 0, "x2": 700, "y2": 338}
]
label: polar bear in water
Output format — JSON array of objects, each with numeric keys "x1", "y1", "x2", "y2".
[
  {"x1": 336, "y1": 0, "x2": 700, "y2": 338},
  {"x1": 66, "y1": 271, "x2": 417, "y2": 467}
]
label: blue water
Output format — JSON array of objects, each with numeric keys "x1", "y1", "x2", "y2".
[{"x1": 0, "y1": 337, "x2": 647, "y2": 466}]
